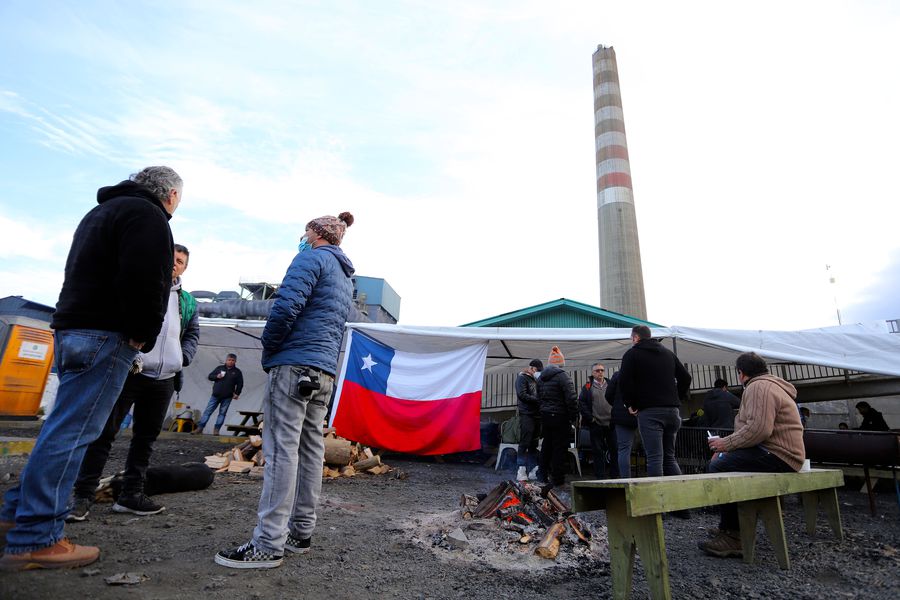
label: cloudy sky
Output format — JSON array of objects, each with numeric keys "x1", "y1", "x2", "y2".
[{"x1": 1, "y1": 0, "x2": 897, "y2": 330}]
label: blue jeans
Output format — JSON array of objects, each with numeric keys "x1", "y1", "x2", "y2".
[
  {"x1": 636, "y1": 407, "x2": 682, "y2": 478},
  {"x1": 0, "y1": 329, "x2": 137, "y2": 553},
  {"x1": 252, "y1": 365, "x2": 333, "y2": 553},
  {"x1": 614, "y1": 425, "x2": 637, "y2": 478},
  {"x1": 197, "y1": 395, "x2": 232, "y2": 431},
  {"x1": 708, "y1": 445, "x2": 795, "y2": 531}
]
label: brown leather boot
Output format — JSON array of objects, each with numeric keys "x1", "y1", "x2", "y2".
[
  {"x1": 698, "y1": 530, "x2": 742, "y2": 558},
  {"x1": 0, "y1": 538, "x2": 100, "y2": 570}
]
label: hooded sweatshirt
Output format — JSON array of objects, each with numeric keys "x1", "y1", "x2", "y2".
[
  {"x1": 719, "y1": 374, "x2": 805, "y2": 471},
  {"x1": 139, "y1": 278, "x2": 184, "y2": 380},
  {"x1": 51, "y1": 180, "x2": 174, "y2": 352}
]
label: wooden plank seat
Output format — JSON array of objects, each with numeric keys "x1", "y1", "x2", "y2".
[{"x1": 572, "y1": 469, "x2": 844, "y2": 600}]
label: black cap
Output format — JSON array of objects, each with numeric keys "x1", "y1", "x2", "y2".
[{"x1": 529, "y1": 359, "x2": 543, "y2": 370}]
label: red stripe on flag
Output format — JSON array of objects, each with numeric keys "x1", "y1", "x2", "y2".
[{"x1": 332, "y1": 380, "x2": 482, "y2": 455}]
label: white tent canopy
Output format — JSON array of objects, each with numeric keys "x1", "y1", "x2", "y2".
[{"x1": 345, "y1": 322, "x2": 900, "y2": 377}]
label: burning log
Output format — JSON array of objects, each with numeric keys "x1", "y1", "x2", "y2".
[
  {"x1": 566, "y1": 515, "x2": 591, "y2": 545},
  {"x1": 535, "y1": 521, "x2": 566, "y2": 559}
]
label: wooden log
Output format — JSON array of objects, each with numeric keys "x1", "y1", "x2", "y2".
[
  {"x1": 340, "y1": 465, "x2": 356, "y2": 477},
  {"x1": 368, "y1": 465, "x2": 390, "y2": 475},
  {"x1": 566, "y1": 515, "x2": 591, "y2": 545},
  {"x1": 252, "y1": 450, "x2": 266, "y2": 466},
  {"x1": 322, "y1": 427, "x2": 337, "y2": 438},
  {"x1": 227, "y1": 460, "x2": 254, "y2": 473},
  {"x1": 534, "y1": 522, "x2": 565, "y2": 559},
  {"x1": 323, "y1": 466, "x2": 341, "y2": 478},
  {"x1": 231, "y1": 448, "x2": 245, "y2": 462},
  {"x1": 362, "y1": 447, "x2": 374, "y2": 460},
  {"x1": 249, "y1": 435, "x2": 263, "y2": 447},
  {"x1": 324, "y1": 437, "x2": 353, "y2": 466},
  {"x1": 546, "y1": 489, "x2": 571, "y2": 515},
  {"x1": 351, "y1": 456, "x2": 382, "y2": 471}
]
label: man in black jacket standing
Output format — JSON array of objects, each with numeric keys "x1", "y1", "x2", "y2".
[
  {"x1": 514, "y1": 359, "x2": 543, "y2": 481},
  {"x1": 536, "y1": 357, "x2": 578, "y2": 492},
  {"x1": 68, "y1": 244, "x2": 200, "y2": 521},
  {"x1": 0, "y1": 166, "x2": 181, "y2": 571},
  {"x1": 195, "y1": 354, "x2": 244, "y2": 435},
  {"x1": 619, "y1": 326, "x2": 692, "y2": 479}
]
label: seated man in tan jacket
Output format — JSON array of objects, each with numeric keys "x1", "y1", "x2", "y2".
[{"x1": 700, "y1": 351, "x2": 805, "y2": 558}]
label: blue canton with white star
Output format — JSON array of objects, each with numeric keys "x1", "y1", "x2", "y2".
[{"x1": 345, "y1": 332, "x2": 395, "y2": 394}]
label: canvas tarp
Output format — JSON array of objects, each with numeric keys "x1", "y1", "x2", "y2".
[
  {"x1": 343, "y1": 321, "x2": 900, "y2": 377},
  {"x1": 172, "y1": 319, "x2": 900, "y2": 428}
]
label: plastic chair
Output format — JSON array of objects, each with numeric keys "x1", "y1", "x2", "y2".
[{"x1": 494, "y1": 443, "x2": 518, "y2": 470}]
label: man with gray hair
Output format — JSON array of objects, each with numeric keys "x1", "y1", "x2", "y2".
[{"x1": 0, "y1": 166, "x2": 182, "y2": 570}]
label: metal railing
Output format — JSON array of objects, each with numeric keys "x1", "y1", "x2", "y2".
[{"x1": 481, "y1": 363, "x2": 860, "y2": 411}]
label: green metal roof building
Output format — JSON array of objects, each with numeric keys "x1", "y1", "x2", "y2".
[{"x1": 461, "y1": 298, "x2": 662, "y2": 329}]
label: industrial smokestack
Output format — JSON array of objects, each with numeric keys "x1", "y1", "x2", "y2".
[{"x1": 592, "y1": 45, "x2": 647, "y2": 320}]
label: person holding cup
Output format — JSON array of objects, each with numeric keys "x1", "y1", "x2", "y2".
[
  {"x1": 195, "y1": 353, "x2": 244, "y2": 435},
  {"x1": 699, "y1": 352, "x2": 806, "y2": 559}
]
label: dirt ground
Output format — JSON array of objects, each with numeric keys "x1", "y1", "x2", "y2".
[{"x1": 1, "y1": 428, "x2": 899, "y2": 600}]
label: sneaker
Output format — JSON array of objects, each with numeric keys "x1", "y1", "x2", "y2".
[
  {"x1": 112, "y1": 493, "x2": 165, "y2": 516},
  {"x1": 215, "y1": 541, "x2": 283, "y2": 569},
  {"x1": 284, "y1": 533, "x2": 311, "y2": 555},
  {"x1": 698, "y1": 530, "x2": 743, "y2": 558},
  {"x1": 516, "y1": 466, "x2": 528, "y2": 482},
  {"x1": 191, "y1": 427, "x2": 203, "y2": 435},
  {"x1": 0, "y1": 538, "x2": 99, "y2": 571},
  {"x1": 65, "y1": 497, "x2": 93, "y2": 523},
  {"x1": 213, "y1": 429, "x2": 221, "y2": 436},
  {"x1": 527, "y1": 466, "x2": 540, "y2": 481}
]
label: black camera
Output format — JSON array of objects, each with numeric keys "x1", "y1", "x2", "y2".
[{"x1": 297, "y1": 369, "x2": 321, "y2": 397}]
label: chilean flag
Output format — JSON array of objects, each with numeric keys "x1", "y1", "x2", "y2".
[{"x1": 329, "y1": 330, "x2": 488, "y2": 455}]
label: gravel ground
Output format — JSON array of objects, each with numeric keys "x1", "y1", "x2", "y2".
[{"x1": 1, "y1": 429, "x2": 898, "y2": 599}]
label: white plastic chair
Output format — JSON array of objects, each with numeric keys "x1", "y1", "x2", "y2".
[{"x1": 494, "y1": 443, "x2": 518, "y2": 470}]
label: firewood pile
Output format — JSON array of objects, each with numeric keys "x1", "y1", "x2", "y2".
[
  {"x1": 322, "y1": 427, "x2": 392, "y2": 478},
  {"x1": 457, "y1": 480, "x2": 592, "y2": 560},
  {"x1": 204, "y1": 427, "x2": 394, "y2": 479},
  {"x1": 204, "y1": 435, "x2": 265, "y2": 476}
]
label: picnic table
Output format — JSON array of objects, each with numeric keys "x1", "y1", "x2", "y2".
[
  {"x1": 572, "y1": 469, "x2": 844, "y2": 600},
  {"x1": 226, "y1": 410, "x2": 263, "y2": 436}
]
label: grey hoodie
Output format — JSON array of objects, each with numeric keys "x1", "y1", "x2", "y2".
[{"x1": 139, "y1": 278, "x2": 185, "y2": 380}]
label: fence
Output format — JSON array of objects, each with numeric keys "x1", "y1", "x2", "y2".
[{"x1": 481, "y1": 363, "x2": 857, "y2": 411}]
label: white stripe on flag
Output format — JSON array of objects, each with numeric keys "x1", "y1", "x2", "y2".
[{"x1": 385, "y1": 342, "x2": 488, "y2": 401}]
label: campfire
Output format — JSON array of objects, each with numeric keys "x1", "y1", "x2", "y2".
[{"x1": 458, "y1": 480, "x2": 593, "y2": 560}]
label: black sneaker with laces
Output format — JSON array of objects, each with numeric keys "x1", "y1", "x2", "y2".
[
  {"x1": 66, "y1": 496, "x2": 93, "y2": 523},
  {"x1": 215, "y1": 541, "x2": 284, "y2": 569},
  {"x1": 284, "y1": 533, "x2": 311, "y2": 554},
  {"x1": 112, "y1": 493, "x2": 165, "y2": 516}
]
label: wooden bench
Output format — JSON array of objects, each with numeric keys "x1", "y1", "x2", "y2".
[
  {"x1": 226, "y1": 411, "x2": 263, "y2": 436},
  {"x1": 572, "y1": 469, "x2": 844, "y2": 600}
]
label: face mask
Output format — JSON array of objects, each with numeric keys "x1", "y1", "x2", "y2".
[
  {"x1": 297, "y1": 236, "x2": 313, "y2": 253},
  {"x1": 533, "y1": 371, "x2": 541, "y2": 380}
]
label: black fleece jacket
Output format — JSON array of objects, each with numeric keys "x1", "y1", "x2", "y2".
[
  {"x1": 536, "y1": 366, "x2": 578, "y2": 423},
  {"x1": 51, "y1": 181, "x2": 174, "y2": 352},
  {"x1": 618, "y1": 338, "x2": 692, "y2": 411}
]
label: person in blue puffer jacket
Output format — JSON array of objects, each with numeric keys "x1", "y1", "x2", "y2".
[{"x1": 216, "y1": 211, "x2": 355, "y2": 570}]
